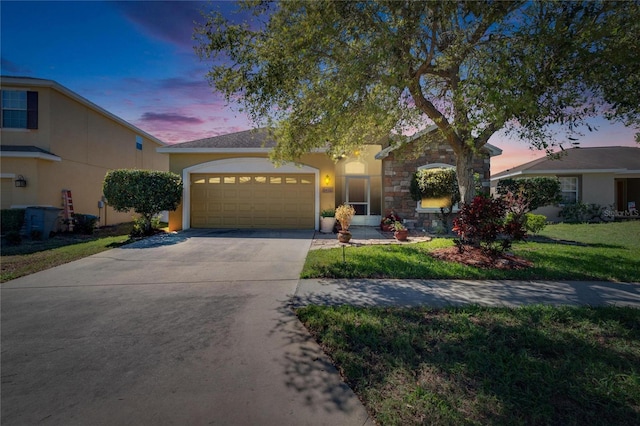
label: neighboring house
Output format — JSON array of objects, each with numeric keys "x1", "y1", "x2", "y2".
[
  {"x1": 1, "y1": 76, "x2": 169, "y2": 227},
  {"x1": 159, "y1": 127, "x2": 501, "y2": 231},
  {"x1": 491, "y1": 146, "x2": 640, "y2": 221}
]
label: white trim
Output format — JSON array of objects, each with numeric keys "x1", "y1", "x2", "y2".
[
  {"x1": 160, "y1": 147, "x2": 272, "y2": 154},
  {"x1": 416, "y1": 204, "x2": 461, "y2": 214},
  {"x1": 491, "y1": 168, "x2": 638, "y2": 181},
  {"x1": 158, "y1": 147, "x2": 327, "y2": 154},
  {"x1": 181, "y1": 157, "x2": 319, "y2": 231},
  {"x1": 0, "y1": 151, "x2": 62, "y2": 161},
  {"x1": 418, "y1": 163, "x2": 455, "y2": 171}
]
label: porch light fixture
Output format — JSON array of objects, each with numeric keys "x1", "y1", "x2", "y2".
[
  {"x1": 14, "y1": 175, "x2": 27, "y2": 187},
  {"x1": 324, "y1": 174, "x2": 331, "y2": 186}
]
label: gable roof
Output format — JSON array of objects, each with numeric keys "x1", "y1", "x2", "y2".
[
  {"x1": 375, "y1": 125, "x2": 502, "y2": 159},
  {"x1": 0, "y1": 76, "x2": 166, "y2": 147},
  {"x1": 491, "y1": 146, "x2": 640, "y2": 180},
  {"x1": 159, "y1": 128, "x2": 276, "y2": 153}
]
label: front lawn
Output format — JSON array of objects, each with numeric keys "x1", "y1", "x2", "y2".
[
  {"x1": 1, "y1": 224, "x2": 133, "y2": 283},
  {"x1": 301, "y1": 221, "x2": 640, "y2": 282},
  {"x1": 297, "y1": 304, "x2": 640, "y2": 425}
]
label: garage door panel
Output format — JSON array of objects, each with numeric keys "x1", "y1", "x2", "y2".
[{"x1": 191, "y1": 173, "x2": 315, "y2": 229}]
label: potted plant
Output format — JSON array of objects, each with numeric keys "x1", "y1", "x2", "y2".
[
  {"x1": 319, "y1": 208, "x2": 336, "y2": 233},
  {"x1": 380, "y1": 210, "x2": 401, "y2": 232},
  {"x1": 393, "y1": 221, "x2": 409, "y2": 241},
  {"x1": 335, "y1": 203, "x2": 355, "y2": 243}
]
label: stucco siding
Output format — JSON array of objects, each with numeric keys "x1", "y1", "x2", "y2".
[
  {"x1": 1, "y1": 78, "x2": 169, "y2": 227},
  {"x1": 582, "y1": 173, "x2": 614, "y2": 206}
]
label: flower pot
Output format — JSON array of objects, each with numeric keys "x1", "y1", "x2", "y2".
[
  {"x1": 394, "y1": 229, "x2": 409, "y2": 241},
  {"x1": 320, "y1": 216, "x2": 336, "y2": 233},
  {"x1": 381, "y1": 223, "x2": 394, "y2": 232},
  {"x1": 337, "y1": 231, "x2": 352, "y2": 243}
]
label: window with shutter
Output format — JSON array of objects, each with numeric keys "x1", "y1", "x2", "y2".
[{"x1": 1, "y1": 90, "x2": 38, "y2": 129}]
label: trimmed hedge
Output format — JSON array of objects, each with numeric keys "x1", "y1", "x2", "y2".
[{"x1": 1, "y1": 209, "x2": 25, "y2": 234}]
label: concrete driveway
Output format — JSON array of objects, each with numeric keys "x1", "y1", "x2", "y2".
[{"x1": 1, "y1": 229, "x2": 370, "y2": 426}]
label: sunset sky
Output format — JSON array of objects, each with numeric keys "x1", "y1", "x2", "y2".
[{"x1": 2, "y1": 0, "x2": 637, "y2": 173}]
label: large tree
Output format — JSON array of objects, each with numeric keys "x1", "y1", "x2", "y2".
[{"x1": 195, "y1": 0, "x2": 640, "y2": 203}]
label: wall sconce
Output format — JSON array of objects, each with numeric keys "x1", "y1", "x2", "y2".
[
  {"x1": 14, "y1": 175, "x2": 27, "y2": 187},
  {"x1": 324, "y1": 174, "x2": 331, "y2": 186}
]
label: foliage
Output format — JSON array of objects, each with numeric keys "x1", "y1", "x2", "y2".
[
  {"x1": 103, "y1": 169, "x2": 182, "y2": 235},
  {"x1": 380, "y1": 211, "x2": 401, "y2": 229},
  {"x1": 410, "y1": 168, "x2": 460, "y2": 204},
  {"x1": 560, "y1": 202, "x2": 606, "y2": 223},
  {"x1": 524, "y1": 213, "x2": 548, "y2": 234},
  {"x1": 453, "y1": 196, "x2": 508, "y2": 252},
  {"x1": 320, "y1": 208, "x2": 335, "y2": 218},
  {"x1": 497, "y1": 177, "x2": 562, "y2": 211},
  {"x1": 72, "y1": 214, "x2": 98, "y2": 235},
  {"x1": 1, "y1": 209, "x2": 25, "y2": 233},
  {"x1": 453, "y1": 194, "x2": 529, "y2": 253},
  {"x1": 335, "y1": 204, "x2": 356, "y2": 232},
  {"x1": 302, "y1": 222, "x2": 640, "y2": 282},
  {"x1": 196, "y1": 1, "x2": 640, "y2": 203},
  {"x1": 4, "y1": 231, "x2": 22, "y2": 246},
  {"x1": 297, "y1": 304, "x2": 640, "y2": 425},
  {"x1": 393, "y1": 221, "x2": 406, "y2": 231}
]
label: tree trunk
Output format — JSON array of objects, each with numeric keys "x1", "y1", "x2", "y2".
[{"x1": 455, "y1": 148, "x2": 476, "y2": 205}]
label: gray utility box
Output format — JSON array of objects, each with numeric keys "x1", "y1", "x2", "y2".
[{"x1": 23, "y1": 206, "x2": 62, "y2": 239}]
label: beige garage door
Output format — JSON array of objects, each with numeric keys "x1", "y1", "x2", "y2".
[{"x1": 190, "y1": 173, "x2": 315, "y2": 228}]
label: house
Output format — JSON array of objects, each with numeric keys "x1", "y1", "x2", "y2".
[
  {"x1": 159, "y1": 127, "x2": 502, "y2": 231},
  {"x1": 0, "y1": 76, "x2": 169, "y2": 227},
  {"x1": 490, "y1": 146, "x2": 640, "y2": 221}
]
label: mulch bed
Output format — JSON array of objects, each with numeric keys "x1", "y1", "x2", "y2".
[{"x1": 429, "y1": 246, "x2": 534, "y2": 270}]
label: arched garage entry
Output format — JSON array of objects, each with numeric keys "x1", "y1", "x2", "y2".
[{"x1": 182, "y1": 158, "x2": 319, "y2": 230}]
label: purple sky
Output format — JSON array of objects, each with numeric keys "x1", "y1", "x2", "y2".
[{"x1": 2, "y1": 1, "x2": 637, "y2": 173}]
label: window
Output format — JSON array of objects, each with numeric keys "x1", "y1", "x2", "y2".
[
  {"x1": 1, "y1": 90, "x2": 38, "y2": 129},
  {"x1": 136, "y1": 135, "x2": 143, "y2": 150},
  {"x1": 415, "y1": 163, "x2": 460, "y2": 213},
  {"x1": 559, "y1": 177, "x2": 578, "y2": 204}
]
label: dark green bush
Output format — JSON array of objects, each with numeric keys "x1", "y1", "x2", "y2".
[
  {"x1": 72, "y1": 214, "x2": 99, "y2": 235},
  {"x1": 560, "y1": 203, "x2": 605, "y2": 223},
  {"x1": 4, "y1": 230, "x2": 22, "y2": 245},
  {"x1": 1, "y1": 209, "x2": 25, "y2": 234},
  {"x1": 497, "y1": 177, "x2": 562, "y2": 211}
]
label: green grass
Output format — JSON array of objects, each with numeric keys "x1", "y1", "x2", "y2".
[
  {"x1": 1, "y1": 224, "x2": 133, "y2": 283},
  {"x1": 297, "y1": 304, "x2": 640, "y2": 425},
  {"x1": 301, "y1": 221, "x2": 640, "y2": 282}
]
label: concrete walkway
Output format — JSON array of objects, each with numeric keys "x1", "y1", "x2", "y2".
[
  {"x1": 294, "y1": 278, "x2": 640, "y2": 308},
  {"x1": 311, "y1": 225, "x2": 432, "y2": 250}
]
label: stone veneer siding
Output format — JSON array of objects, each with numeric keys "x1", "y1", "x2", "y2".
[{"x1": 382, "y1": 143, "x2": 491, "y2": 230}]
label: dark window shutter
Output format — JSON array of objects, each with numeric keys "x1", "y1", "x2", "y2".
[{"x1": 27, "y1": 91, "x2": 38, "y2": 129}]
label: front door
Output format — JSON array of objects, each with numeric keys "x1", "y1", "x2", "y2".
[{"x1": 346, "y1": 177, "x2": 369, "y2": 215}]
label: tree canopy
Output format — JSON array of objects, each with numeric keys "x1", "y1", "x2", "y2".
[{"x1": 195, "y1": 0, "x2": 640, "y2": 203}]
